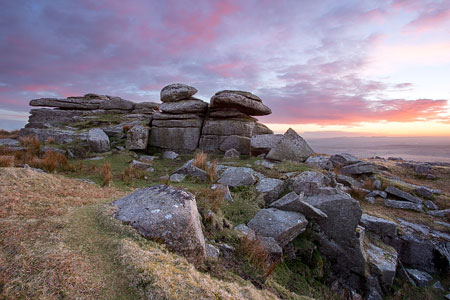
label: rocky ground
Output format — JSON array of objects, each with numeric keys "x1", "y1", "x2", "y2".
[{"x1": 0, "y1": 85, "x2": 449, "y2": 300}]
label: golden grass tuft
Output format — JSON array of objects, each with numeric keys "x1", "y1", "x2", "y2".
[
  {"x1": 28, "y1": 150, "x2": 70, "y2": 173},
  {"x1": 102, "y1": 162, "x2": 112, "y2": 187},
  {"x1": 193, "y1": 151, "x2": 208, "y2": 170},
  {"x1": 196, "y1": 187, "x2": 226, "y2": 213},
  {"x1": 0, "y1": 155, "x2": 14, "y2": 167},
  {"x1": 206, "y1": 159, "x2": 218, "y2": 183},
  {"x1": 122, "y1": 124, "x2": 134, "y2": 133},
  {"x1": 120, "y1": 166, "x2": 146, "y2": 184}
]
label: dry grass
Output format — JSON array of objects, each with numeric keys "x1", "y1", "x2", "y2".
[
  {"x1": 194, "y1": 151, "x2": 208, "y2": 170},
  {"x1": 122, "y1": 124, "x2": 134, "y2": 133},
  {"x1": 196, "y1": 187, "x2": 226, "y2": 213},
  {"x1": 28, "y1": 150, "x2": 70, "y2": 173},
  {"x1": 102, "y1": 162, "x2": 112, "y2": 187},
  {"x1": 19, "y1": 135, "x2": 41, "y2": 153},
  {"x1": 0, "y1": 129, "x2": 19, "y2": 139},
  {"x1": 238, "y1": 236, "x2": 275, "y2": 277},
  {"x1": 120, "y1": 166, "x2": 146, "y2": 184},
  {"x1": 46, "y1": 136, "x2": 55, "y2": 144},
  {"x1": 206, "y1": 159, "x2": 218, "y2": 183},
  {"x1": 0, "y1": 167, "x2": 126, "y2": 299},
  {"x1": 0, "y1": 155, "x2": 14, "y2": 167}
]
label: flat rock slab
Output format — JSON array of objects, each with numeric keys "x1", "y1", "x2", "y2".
[
  {"x1": 341, "y1": 161, "x2": 376, "y2": 175},
  {"x1": 406, "y1": 269, "x2": 433, "y2": 287},
  {"x1": 160, "y1": 83, "x2": 197, "y2": 102},
  {"x1": 330, "y1": 153, "x2": 360, "y2": 167},
  {"x1": 113, "y1": 185, "x2": 206, "y2": 265},
  {"x1": 305, "y1": 156, "x2": 333, "y2": 170},
  {"x1": 270, "y1": 191, "x2": 328, "y2": 220},
  {"x1": 427, "y1": 209, "x2": 450, "y2": 218},
  {"x1": 250, "y1": 134, "x2": 283, "y2": 155},
  {"x1": 384, "y1": 199, "x2": 423, "y2": 212},
  {"x1": 360, "y1": 214, "x2": 397, "y2": 238},
  {"x1": 385, "y1": 186, "x2": 422, "y2": 204},
  {"x1": 0, "y1": 138, "x2": 19, "y2": 146},
  {"x1": 336, "y1": 174, "x2": 362, "y2": 188},
  {"x1": 159, "y1": 98, "x2": 208, "y2": 114},
  {"x1": 218, "y1": 167, "x2": 257, "y2": 187},
  {"x1": 248, "y1": 208, "x2": 308, "y2": 247},
  {"x1": 266, "y1": 128, "x2": 313, "y2": 162}
]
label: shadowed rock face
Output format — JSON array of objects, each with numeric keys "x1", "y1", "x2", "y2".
[{"x1": 113, "y1": 184, "x2": 206, "y2": 265}]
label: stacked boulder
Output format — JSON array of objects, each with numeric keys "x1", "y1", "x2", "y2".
[
  {"x1": 199, "y1": 90, "x2": 273, "y2": 154},
  {"x1": 149, "y1": 84, "x2": 208, "y2": 153}
]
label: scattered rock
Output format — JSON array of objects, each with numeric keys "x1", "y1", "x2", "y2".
[
  {"x1": 173, "y1": 159, "x2": 207, "y2": 181},
  {"x1": 126, "y1": 125, "x2": 149, "y2": 150},
  {"x1": 330, "y1": 153, "x2": 360, "y2": 167},
  {"x1": 140, "y1": 155, "x2": 157, "y2": 162},
  {"x1": 305, "y1": 155, "x2": 333, "y2": 170},
  {"x1": 224, "y1": 148, "x2": 240, "y2": 158},
  {"x1": 414, "y1": 187, "x2": 434, "y2": 199},
  {"x1": 384, "y1": 199, "x2": 423, "y2": 212},
  {"x1": 163, "y1": 151, "x2": 179, "y2": 160},
  {"x1": 87, "y1": 128, "x2": 110, "y2": 153},
  {"x1": 385, "y1": 186, "x2": 422, "y2": 204},
  {"x1": 365, "y1": 237, "x2": 398, "y2": 292},
  {"x1": 266, "y1": 128, "x2": 313, "y2": 162},
  {"x1": 341, "y1": 161, "x2": 376, "y2": 175},
  {"x1": 256, "y1": 177, "x2": 285, "y2": 203},
  {"x1": 258, "y1": 236, "x2": 283, "y2": 265},
  {"x1": 428, "y1": 209, "x2": 450, "y2": 218},
  {"x1": 130, "y1": 160, "x2": 152, "y2": 169},
  {"x1": 336, "y1": 174, "x2": 363, "y2": 189},
  {"x1": 113, "y1": 185, "x2": 206, "y2": 265},
  {"x1": 367, "y1": 190, "x2": 387, "y2": 199},
  {"x1": 250, "y1": 134, "x2": 283, "y2": 155},
  {"x1": 432, "y1": 281, "x2": 445, "y2": 291},
  {"x1": 160, "y1": 83, "x2": 198, "y2": 102},
  {"x1": 424, "y1": 200, "x2": 439, "y2": 210},
  {"x1": 0, "y1": 138, "x2": 19, "y2": 146},
  {"x1": 360, "y1": 214, "x2": 398, "y2": 238},
  {"x1": 291, "y1": 171, "x2": 331, "y2": 196},
  {"x1": 270, "y1": 191, "x2": 328, "y2": 220},
  {"x1": 248, "y1": 208, "x2": 308, "y2": 247},
  {"x1": 205, "y1": 243, "x2": 220, "y2": 260},
  {"x1": 169, "y1": 173, "x2": 186, "y2": 183},
  {"x1": 218, "y1": 167, "x2": 257, "y2": 187},
  {"x1": 405, "y1": 269, "x2": 433, "y2": 287}
]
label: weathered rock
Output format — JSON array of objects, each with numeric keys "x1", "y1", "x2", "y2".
[
  {"x1": 163, "y1": 151, "x2": 179, "y2": 160},
  {"x1": 367, "y1": 190, "x2": 387, "y2": 199},
  {"x1": 218, "y1": 243, "x2": 235, "y2": 259},
  {"x1": 150, "y1": 126, "x2": 201, "y2": 152},
  {"x1": 208, "y1": 108, "x2": 252, "y2": 119},
  {"x1": 201, "y1": 118, "x2": 255, "y2": 137},
  {"x1": 384, "y1": 199, "x2": 423, "y2": 212},
  {"x1": 19, "y1": 127, "x2": 87, "y2": 144},
  {"x1": 169, "y1": 173, "x2": 186, "y2": 182},
  {"x1": 211, "y1": 184, "x2": 233, "y2": 202},
  {"x1": 0, "y1": 138, "x2": 19, "y2": 146},
  {"x1": 224, "y1": 148, "x2": 240, "y2": 158},
  {"x1": 252, "y1": 122, "x2": 274, "y2": 135},
  {"x1": 99, "y1": 97, "x2": 135, "y2": 111},
  {"x1": 159, "y1": 98, "x2": 208, "y2": 114},
  {"x1": 258, "y1": 236, "x2": 283, "y2": 265},
  {"x1": 130, "y1": 160, "x2": 152, "y2": 170},
  {"x1": 132, "y1": 102, "x2": 159, "y2": 114},
  {"x1": 266, "y1": 128, "x2": 313, "y2": 162},
  {"x1": 330, "y1": 153, "x2": 360, "y2": 167},
  {"x1": 360, "y1": 214, "x2": 398, "y2": 238},
  {"x1": 256, "y1": 177, "x2": 285, "y2": 203},
  {"x1": 305, "y1": 156, "x2": 333, "y2": 170},
  {"x1": 336, "y1": 174, "x2": 363, "y2": 188},
  {"x1": 385, "y1": 186, "x2": 422, "y2": 204},
  {"x1": 113, "y1": 185, "x2": 206, "y2": 265},
  {"x1": 218, "y1": 167, "x2": 256, "y2": 187},
  {"x1": 140, "y1": 155, "x2": 157, "y2": 162},
  {"x1": 160, "y1": 83, "x2": 197, "y2": 102},
  {"x1": 250, "y1": 134, "x2": 283, "y2": 155},
  {"x1": 424, "y1": 200, "x2": 439, "y2": 210},
  {"x1": 30, "y1": 97, "x2": 102, "y2": 110},
  {"x1": 428, "y1": 209, "x2": 450, "y2": 218},
  {"x1": 270, "y1": 191, "x2": 328, "y2": 220},
  {"x1": 432, "y1": 281, "x2": 445, "y2": 291},
  {"x1": 406, "y1": 269, "x2": 433, "y2": 287},
  {"x1": 125, "y1": 125, "x2": 149, "y2": 150},
  {"x1": 365, "y1": 236, "x2": 398, "y2": 292},
  {"x1": 341, "y1": 161, "x2": 376, "y2": 175},
  {"x1": 219, "y1": 135, "x2": 251, "y2": 154},
  {"x1": 205, "y1": 243, "x2": 220, "y2": 260},
  {"x1": 414, "y1": 187, "x2": 434, "y2": 199},
  {"x1": 173, "y1": 159, "x2": 207, "y2": 181},
  {"x1": 234, "y1": 224, "x2": 256, "y2": 240},
  {"x1": 248, "y1": 208, "x2": 308, "y2": 247},
  {"x1": 87, "y1": 128, "x2": 110, "y2": 152},
  {"x1": 210, "y1": 90, "x2": 271, "y2": 116},
  {"x1": 291, "y1": 171, "x2": 332, "y2": 196}
]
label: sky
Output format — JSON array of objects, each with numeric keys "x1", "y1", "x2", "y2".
[{"x1": 1, "y1": 0, "x2": 449, "y2": 136}]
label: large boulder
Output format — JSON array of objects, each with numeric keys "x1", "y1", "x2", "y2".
[
  {"x1": 113, "y1": 185, "x2": 206, "y2": 265},
  {"x1": 385, "y1": 186, "x2": 422, "y2": 204},
  {"x1": 248, "y1": 208, "x2": 308, "y2": 247},
  {"x1": 218, "y1": 167, "x2": 257, "y2": 187},
  {"x1": 256, "y1": 177, "x2": 285, "y2": 203},
  {"x1": 291, "y1": 171, "x2": 332, "y2": 196},
  {"x1": 305, "y1": 156, "x2": 333, "y2": 170},
  {"x1": 266, "y1": 128, "x2": 313, "y2": 162},
  {"x1": 87, "y1": 128, "x2": 110, "y2": 152},
  {"x1": 250, "y1": 134, "x2": 283, "y2": 155},
  {"x1": 126, "y1": 125, "x2": 149, "y2": 150},
  {"x1": 160, "y1": 83, "x2": 197, "y2": 102},
  {"x1": 210, "y1": 90, "x2": 271, "y2": 116},
  {"x1": 159, "y1": 98, "x2": 208, "y2": 114},
  {"x1": 19, "y1": 127, "x2": 87, "y2": 144}
]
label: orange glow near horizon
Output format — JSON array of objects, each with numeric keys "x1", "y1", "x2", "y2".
[{"x1": 267, "y1": 121, "x2": 450, "y2": 137}]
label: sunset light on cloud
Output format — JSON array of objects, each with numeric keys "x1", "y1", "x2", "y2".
[{"x1": 0, "y1": 0, "x2": 449, "y2": 135}]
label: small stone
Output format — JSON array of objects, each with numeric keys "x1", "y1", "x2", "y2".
[
  {"x1": 163, "y1": 151, "x2": 179, "y2": 160},
  {"x1": 211, "y1": 184, "x2": 233, "y2": 202},
  {"x1": 261, "y1": 160, "x2": 275, "y2": 169},
  {"x1": 205, "y1": 243, "x2": 220, "y2": 260},
  {"x1": 384, "y1": 199, "x2": 423, "y2": 212},
  {"x1": 234, "y1": 224, "x2": 256, "y2": 240},
  {"x1": 432, "y1": 281, "x2": 445, "y2": 291},
  {"x1": 428, "y1": 209, "x2": 450, "y2": 218},
  {"x1": 341, "y1": 161, "x2": 376, "y2": 175},
  {"x1": 218, "y1": 243, "x2": 235, "y2": 259},
  {"x1": 424, "y1": 200, "x2": 439, "y2": 210},
  {"x1": 256, "y1": 177, "x2": 285, "y2": 203},
  {"x1": 169, "y1": 173, "x2": 186, "y2": 182},
  {"x1": 224, "y1": 148, "x2": 240, "y2": 158},
  {"x1": 130, "y1": 160, "x2": 152, "y2": 169},
  {"x1": 270, "y1": 191, "x2": 328, "y2": 220},
  {"x1": 87, "y1": 128, "x2": 110, "y2": 153},
  {"x1": 218, "y1": 167, "x2": 256, "y2": 187},
  {"x1": 406, "y1": 269, "x2": 433, "y2": 287}
]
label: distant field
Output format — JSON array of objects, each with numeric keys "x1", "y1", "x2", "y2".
[{"x1": 307, "y1": 136, "x2": 450, "y2": 163}]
